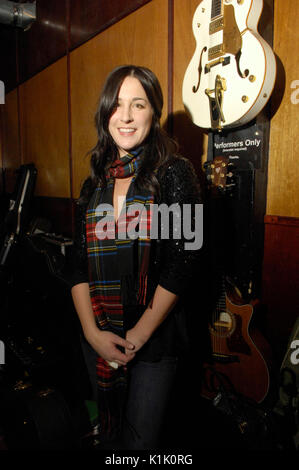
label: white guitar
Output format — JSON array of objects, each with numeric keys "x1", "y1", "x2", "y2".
[{"x1": 182, "y1": 0, "x2": 276, "y2": 130}]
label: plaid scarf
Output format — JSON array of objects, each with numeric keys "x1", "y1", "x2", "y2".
[
  {"x1": 86, "y1": 148, "x2": 154, "y2": 441},
  {"x1": 108, "y1": 151, "x2": 141, "y2": 179}
]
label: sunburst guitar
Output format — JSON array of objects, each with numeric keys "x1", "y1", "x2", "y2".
[
  {"x1": 182, "y1": 0, "x2": 276, "y2": 130},
  {"x1": 202, "y1": 279, "x2": 270, "y2": 403}
]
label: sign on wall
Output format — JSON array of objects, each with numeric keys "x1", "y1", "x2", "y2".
[{"x1": 212, "y1": 121, "x2": 264, "y2": 169}]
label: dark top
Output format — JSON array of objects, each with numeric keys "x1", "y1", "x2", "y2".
[{"x1": 70, "y1": 156, "x2": 202, "y2": 361}]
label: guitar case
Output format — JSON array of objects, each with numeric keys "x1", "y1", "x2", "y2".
[{"x1": 0, "y1": 381, "x2": 77, "y2": 450}]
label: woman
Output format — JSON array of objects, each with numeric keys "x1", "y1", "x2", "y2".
[{"x1": 70, "y1": 65, "x2": 201, "y2": 449}]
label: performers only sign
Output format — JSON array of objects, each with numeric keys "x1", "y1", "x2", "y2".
[{"x1": 212, "y1": 121, "x2": 265, "y2": 169}]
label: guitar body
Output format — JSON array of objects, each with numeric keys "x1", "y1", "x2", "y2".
[
  {"x1": 202, "y1": 294, "x2": 270, "y2": 403},
  {"x1": 182, "y1": 0, "x2": 276, "y2": 129}
]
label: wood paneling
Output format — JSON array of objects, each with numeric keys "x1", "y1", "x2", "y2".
[
  {"x1": 2, "y1": 0, "x2": 298, "y2": 224},
  {"x1": 69, "y1": 0, "x2": 152, "y2": 50},
  {"x1": 19, "y1": 58, "x2": 70, "y2": 198},
  {"x1": 173, "y1": 0, "x2": 208, "y2": 179},
  {"x1": 1, "y1": 0, "x2": 152, "y2": 89},
  {"x1": 2, "y1": 89, "x2": 21, "y2": 193},
  {"x1": 266, "y1": 0, "x2": 299, "y2": 217},
  {"x1": 18, "y1": 0, "x2": 68, "y2": 83},
  {"x1": 262, "y1": 216, "x2": 299, "y2": 363},
  {"x1": 70, "y1": 0, "x2": 169, "y2": 198}
]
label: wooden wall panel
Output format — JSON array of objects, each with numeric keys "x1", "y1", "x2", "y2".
[
  {"x1": 69, "y1": 0, "x2": 152, "y2": 50},
  {"x1": 19, "y1": 58, "x2": 70, "y2": 198},
  {"x1": 267, "y1": 0, "x2": 299, "y2": 217},
  {"x1": 18, "y1": 0, "x2": 68, "y2": 83},
  {"x1": 262, "y1": 216, "x2": 299, "y2": 363},
  {"x1": 173, "y1": 0, "x2": 208, "y2": 179},
  {"x1": 2, "y1": 89, "x2": 21, "y2": 193},
  {"x1": 70, "y1": 0, "x2": 169, "y2": 198}
]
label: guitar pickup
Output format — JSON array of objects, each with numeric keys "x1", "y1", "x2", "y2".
[
  {"x1": 205, "y1": 56, "x2": 230, "y2": 74},
  {"x1": 208, "y1": 43, "x2": 223, "y2": 60},
  {"x1": 209, "y1": 17, "x2": 224, "y2": 35}
]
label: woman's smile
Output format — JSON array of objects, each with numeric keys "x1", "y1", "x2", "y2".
[{"x1": 118, "y1": 127, "x2": 137, "y2": 135}]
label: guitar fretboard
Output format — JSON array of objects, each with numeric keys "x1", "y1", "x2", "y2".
[{"x1": 211, "y1": 0, "x2": 222, "y2": 19}]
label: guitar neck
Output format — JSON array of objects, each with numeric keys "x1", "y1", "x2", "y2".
[{"x1": 211, "y1": 0, "x2": 223, "y2": 20}]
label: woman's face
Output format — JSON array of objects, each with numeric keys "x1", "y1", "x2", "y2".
[{"x1": 108, "y1": 76, "x2": 153, "y2": 157}]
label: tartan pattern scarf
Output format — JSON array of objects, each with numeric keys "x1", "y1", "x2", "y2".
[
  {"x1": 85, "y1": 148, "x2": 154, "y2": 441},
  {"x1": 108, "y1": 151, "x2": 141, "y2": 179}
]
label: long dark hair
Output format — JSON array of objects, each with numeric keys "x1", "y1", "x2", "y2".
[{"x1": 80, "y1": 65, "x2": 178, "y2": 203}]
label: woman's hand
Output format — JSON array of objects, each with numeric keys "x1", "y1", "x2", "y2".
[
  {"x1": 125, "y1": 325, "x2": 149, "y2": 357},
  {"x1": 86, "y1": 328, "x2": 136, "y2": 366},
  {"x1": 125, "y1": 287, "x2": 178, "y2": 356}
]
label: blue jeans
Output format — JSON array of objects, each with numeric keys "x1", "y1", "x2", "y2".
[
  {"x1": 80, "y1": 337, "x2": 177, "y2": 450},
  {"x1": 122, "y1": 356, "x2": 177, "y2": 449}
]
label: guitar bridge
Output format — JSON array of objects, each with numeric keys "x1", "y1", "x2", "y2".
[{"x1": 205, "y1": 56, "x2": 230, "y2": 74}]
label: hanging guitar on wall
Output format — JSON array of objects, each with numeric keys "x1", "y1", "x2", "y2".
[
  {"x1": 202, "y1": 276, "x2": 270, "y2": 403},
  {"x1": 182, "y1": 0, "x2": 276, "y2": 130}
]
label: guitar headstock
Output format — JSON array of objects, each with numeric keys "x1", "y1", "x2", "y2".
[{"x1": 204, "y1": 156, "x2": 235, "y2": 194}]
